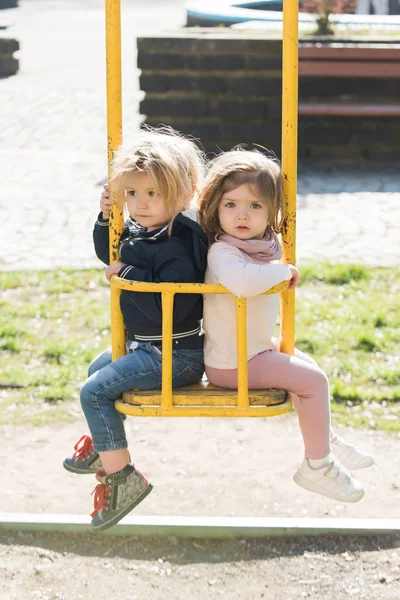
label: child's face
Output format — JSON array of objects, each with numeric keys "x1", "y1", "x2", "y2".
[
  {"x1": 124, "y1": 171, "x2": 170, "y2": 231},
  {"x1": 218, "y1": 183, "x2": 269, "y2": 240}
]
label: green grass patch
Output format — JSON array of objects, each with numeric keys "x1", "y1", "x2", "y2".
[
  {"x1": 0, "y1": 269, "x2": 110, "y2": 426},
  {"x1": 299, "y1": 262, "x2": 370, "y2": 285},
  {"x1": 296, "y1": 263, "x2": 400, "y2": 435},
  {"x1": 0, "y1": 264, "x2": 399, "y2": 433}
]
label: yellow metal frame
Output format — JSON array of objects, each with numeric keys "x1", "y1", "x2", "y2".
[
  {"x1": 105, "y1": 0, "x2": 125, "y2": 361},
  {"x1": 112, "y1": 279, "x2": 293, "y2": 417},
  {"x1": 280, "y1": 0, "x2": 298, "y2": 355},
  {"x1": 104, "y1": 0, "x2": 299, "y2": 417}
]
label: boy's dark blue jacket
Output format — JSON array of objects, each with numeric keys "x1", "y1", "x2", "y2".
[{"x1": 93, "y1": 213, "x2": 208, "y2": 348}]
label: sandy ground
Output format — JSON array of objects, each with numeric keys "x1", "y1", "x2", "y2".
[
  {"x1": 3, "y1": 415, "x2": 399, "y2": 519},
  {"x1": 2, "y1": 386, "x2": 399, "y2": 600},
  {"x1": 2, "y1": 416, "x2": 400, "y2": 600}
]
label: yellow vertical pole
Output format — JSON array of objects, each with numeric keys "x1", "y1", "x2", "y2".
[
  {"x1": 280, "y1": 0, "x2": 298, "y2": 355},
  {"x1": 105, "y1": 0, "x2": 125, "y2": 361},
  {"x1": 236, "y1": 298, "x2": 249, "y2": 409},
  {"x1": 161, "y1": 293, "x2": 174, "y2": 409}
]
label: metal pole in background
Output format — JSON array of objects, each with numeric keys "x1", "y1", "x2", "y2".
[
  {"x1": 280, "y1": 0, "x2": 298, "y2": 356},
  {"x1": 105, "y1": 0, "x2": 125, "y2": 360}
]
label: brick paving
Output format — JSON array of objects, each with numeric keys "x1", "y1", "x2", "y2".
[{"x1": 1, "y1": 0, "x2": 399, "y2": 270}]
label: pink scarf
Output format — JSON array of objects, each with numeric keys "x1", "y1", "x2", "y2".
[{"x1": 217, "y1": 229, "x2": 282, "y2": 263}]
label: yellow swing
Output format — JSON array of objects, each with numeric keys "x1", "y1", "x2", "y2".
[{"x1": 105, "y1": 0, "x2": 299, "y2": 418}]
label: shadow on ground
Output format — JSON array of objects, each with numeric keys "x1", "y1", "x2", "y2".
[{"x1": 2, "y1": 531, "x2": 400, "y2": 564}]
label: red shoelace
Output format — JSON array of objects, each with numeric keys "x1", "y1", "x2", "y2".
[
  {"x1": 73, "y1": 435, "x2": 94, "y2": 460},
  {"x1": 91, "y1": 483, "x2": 111, "y2": 518}
]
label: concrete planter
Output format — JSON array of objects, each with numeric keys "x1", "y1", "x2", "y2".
[
  {"x1": 0, "y1": 37, "x2": 19, "y2": 76},
  {"x1": 137, "y1": 32, "x2": 400, "y2": 159},
  {"x1": 0, "y1": 0, "x2": 18, "y2": 8}
]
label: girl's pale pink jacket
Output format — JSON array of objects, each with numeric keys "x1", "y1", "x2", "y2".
[{"x1": 203, "y1": 242, "x2": 292, "y2": 369}]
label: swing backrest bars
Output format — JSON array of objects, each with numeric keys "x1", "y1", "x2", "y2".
[
  {"x1": 105, "y1": 0, "x2": 299, "y2": 417},
  {"x1": 113, "y1": 280, "x2": 293, "y2": 417}
]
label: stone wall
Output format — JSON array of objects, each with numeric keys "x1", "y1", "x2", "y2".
[
  {"x1": 0, "y1": 38, "x2": 19, "y2": 76},
  {"x1": 137, "y1": 33, "x2": 400, "y2": 160},
  {"x1": 0, "y1": 0, "x2": 18, "y2": 9}
]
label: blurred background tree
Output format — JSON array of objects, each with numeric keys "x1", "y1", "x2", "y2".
[{"x1": 301, "y1": 0, "x2": 356, "y2": 34}]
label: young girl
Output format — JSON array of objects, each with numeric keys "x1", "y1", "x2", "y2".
[
  {"x1": 63, "y1": 127, "x2": 208, "y2": 531},
  {"x1": 198, "y1": 149, "x2": 373, "y2": 504}
]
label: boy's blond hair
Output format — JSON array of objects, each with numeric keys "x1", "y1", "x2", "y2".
[
  {"x1": 198, "y1": 149, "x2": 285, "y2": 243},
  {"x1": 110, "y1": 126, "x2": 204, "y2": 230}
]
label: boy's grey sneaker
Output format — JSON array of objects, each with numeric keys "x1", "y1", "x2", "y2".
[
  {"x1": 63, "y1": 435, "x2": 103, "y2": 474},
  {"x1": 91, "y1": 463, "x2": 153, "y2": 532}
]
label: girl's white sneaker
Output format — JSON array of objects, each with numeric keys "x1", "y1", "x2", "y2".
[
  {"x1": 293, "y1": 457, "x2": 364, "y2": 503},
  {"x1": 332, "y1": 437, "x2": 374, "y2": 470}
]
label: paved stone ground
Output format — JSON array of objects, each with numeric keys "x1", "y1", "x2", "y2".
[{"x1": 0, "y1": 0, "x2": 399, "y2": 270}]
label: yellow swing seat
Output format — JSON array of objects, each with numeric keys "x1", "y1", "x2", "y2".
[
  {"x1": 112, "y1": 278, "x2": 294, "y2": 418},
  {"x1": 117, "y1": 382, "x2": 292, "y2": 418}
]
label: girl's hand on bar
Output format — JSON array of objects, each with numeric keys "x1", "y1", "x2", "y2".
[{"x1": 288, "y1": 265, "x2": 300, "y2": 289}]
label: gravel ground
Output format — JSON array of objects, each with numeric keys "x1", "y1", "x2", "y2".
[{"x1": 1, "y1": 531, "x2": 400, "y2": 600}]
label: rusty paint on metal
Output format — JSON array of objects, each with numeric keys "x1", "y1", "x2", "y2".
[
  {"x1": 115, "y1": 399, "x2": 293, "y2": 418},
  {"x1": 110, "y1": 279, "x2": 289, "y2": 296},
  {"x1": 279, "y1": 0, "x2": 298, "y2": 356},
  {"x1": 105, "y1": 0, "x2": 125, "y2": 360}
]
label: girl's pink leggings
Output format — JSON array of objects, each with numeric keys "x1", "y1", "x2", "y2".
[{"x1": 206, "y1": 348, "x2": 331, "y2": 459}]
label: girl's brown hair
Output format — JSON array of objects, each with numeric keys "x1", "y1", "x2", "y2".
[
  {"x1": 110, "y1": 126, "x2": 204, "y2": 231},
  {"x1": 198, "y1": 149, "x2": 285, "y2": 243}
]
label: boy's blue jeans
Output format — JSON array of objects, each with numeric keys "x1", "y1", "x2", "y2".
[{"x1": 81, "y1": 343, "x2": 204, "y2": 452}]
